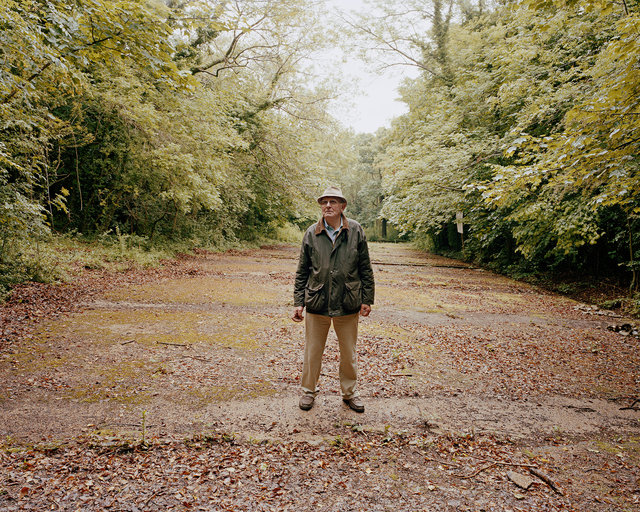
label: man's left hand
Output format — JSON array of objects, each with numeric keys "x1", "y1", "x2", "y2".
[{"x1": 360, "y1": 304, "x2": 371, "y2": 317}]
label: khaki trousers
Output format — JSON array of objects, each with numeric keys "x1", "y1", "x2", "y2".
[{"x1": 302, "y1": 312, "x2": 359, "y2": 399}]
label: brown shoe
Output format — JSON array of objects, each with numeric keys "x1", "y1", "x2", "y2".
[
  {"x1": 299, "y1": 395, "x2": 314, "y2": 411},
  {"x1": 343, "y1": 396, "x2": 364, "y2": 413}
]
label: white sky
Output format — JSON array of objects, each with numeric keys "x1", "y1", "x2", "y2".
[{"x1": 321, "y1": 0, "x2": 420, "y2": 134}]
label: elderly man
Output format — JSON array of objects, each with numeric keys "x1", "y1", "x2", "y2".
[{"x1": 292, "y1": 186, "x2": 375, "y2": 412}]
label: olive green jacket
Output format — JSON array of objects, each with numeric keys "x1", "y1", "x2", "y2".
[{"x1": 294, "y1": 215, "x2": 375, "y2": 317}]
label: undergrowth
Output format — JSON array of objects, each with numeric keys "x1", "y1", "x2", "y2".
[
  {"x1": 0, "y1": 227, "x2": 302, "y2": 303},
  {"x1": 417, "y1": 240, "x2": 640, "y2": 319}
]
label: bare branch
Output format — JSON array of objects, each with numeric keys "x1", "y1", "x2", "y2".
[
  {"x1": 343, "y1": 18, "x2": 441, "y2": 76},
  {"x1": 612, "y1": 135, "x2": 640, "y2": 151},
  {"x1": 191, "y1": 13, "x2": 269, "y2": 75}
]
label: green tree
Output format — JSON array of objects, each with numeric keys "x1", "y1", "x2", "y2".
[
  {"x1": 0, "y1": 0, "x2": 189, "y2": 290},
  {"x1": 479, "y1": 0, "x2": 639, "y2": 284},
  {"x1": 354, "y1": 0, "x2": 639, "y2": 289},
  {"x1": 1, "y1": 0, "x2": 348, "y2": 271}
]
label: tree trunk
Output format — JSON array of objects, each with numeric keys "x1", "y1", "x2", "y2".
[{"x1": 628, "y1": 214, "x2": 637, "y2": 295}]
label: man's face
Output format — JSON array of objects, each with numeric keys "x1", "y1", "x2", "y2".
[{"x1": 320, "y1": 197, "x2": 346, "y2": 222}]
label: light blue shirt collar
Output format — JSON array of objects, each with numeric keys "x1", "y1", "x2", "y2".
[{"x1": 323, "y1": 216, "x2": 343, "y2": 242}]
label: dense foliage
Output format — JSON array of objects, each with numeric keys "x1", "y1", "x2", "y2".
[
  {"x1": 0, "y1": 0, "x2": 345, "y2": 293},
  {"x1": 353, "y1": 0, "x2": 639, "y2": 291},
  {"x1": 2, "y1": 0, "x2": 638, "y2": 300}
]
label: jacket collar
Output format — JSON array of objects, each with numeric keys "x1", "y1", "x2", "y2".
[{"x1": 315, "y1": 214, "x2": 349, "y2": 235}]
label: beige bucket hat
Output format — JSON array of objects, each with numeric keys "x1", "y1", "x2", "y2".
[{"x1": 317, "y1": 186, "x2": 347, "y2": 204}]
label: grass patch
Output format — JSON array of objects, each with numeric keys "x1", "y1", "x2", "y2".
[
  {"x1": 50, "y1": 231, "x2": 183, "y2": 272},
  {"x1": 0, "y1": 232, "x2": 187, "y2": 301}
]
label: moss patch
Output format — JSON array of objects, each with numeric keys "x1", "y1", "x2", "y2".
[
  {"x1": 188, "y1": 380, "x2": 278, "y2": 405},
  {"x1": 62, "y1": 359, "x2": 156, "y2": 405},
  {"x1": 104, "y1": 276, "x2": 287, "y2": 306},
  {"x1": 376, "y1": 284, "x2": 464, "y2": 313},
  {"x1": 359, "y1": 322, "x2": 415, "y2": 344},
  {"x1": 30, "y1": 308, "x2": 287, "y2": 353}
]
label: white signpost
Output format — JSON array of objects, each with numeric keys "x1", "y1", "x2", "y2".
[{"x1": 456, "y1": 211, "x2": 464, "y2": 249}]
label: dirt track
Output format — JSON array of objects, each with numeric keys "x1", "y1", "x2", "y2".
[{"x1": 1, "y1": 243, "x2": 639, "y2": 510}]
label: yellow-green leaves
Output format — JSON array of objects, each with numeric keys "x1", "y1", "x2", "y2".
[{"x1": 373, "y1": 0, "x2": 639, "y2": 280}]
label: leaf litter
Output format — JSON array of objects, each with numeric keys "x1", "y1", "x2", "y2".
[{"x1": 1, "y1": 243, "x2": 639, "y2": 510}]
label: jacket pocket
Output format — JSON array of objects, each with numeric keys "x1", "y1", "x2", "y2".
[
  {"x1": 342, "y1": 280, "x2": 362, "y2": 312},
  {"x1": 305, "y1": 283, "x2": 326, "y2": 313}
]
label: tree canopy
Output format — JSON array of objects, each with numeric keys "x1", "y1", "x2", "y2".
[
  {"x1": 345, "y1": 0, "x2": 639, "y2": 291},
  {"x1": 0, "y1": 0, "x2": 348, "y2": 291},
  {"x1": 1, "y1": 0, "x2": 638, "y2": 296}
]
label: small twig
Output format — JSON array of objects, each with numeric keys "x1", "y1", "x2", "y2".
[
  {"x1": 620, "y1": 398, "x2": 640, "y2": 411},
  {"x1": 425, "y1": 457, "x2": 461, "y2": 468},
  {"x1": 120, "y1": 340, "x2": 135, "y2": 345},
  {"x1": 371, "y1": 260, "x2": 431, "y2": 267},
  {"x1": 470, "y1": 457, "x2": 538, "y2": 469},
  {"x1": 390, "y1": 373, "x2": 413, "y2": 377},
  {"x1": 181, "y1": 355, "x2": 210, "y2": 362},
  {"x1": 145, "y1": 490, "x2": 164, "y2": 505},
  {"x1": 528, "y1": 467, "x2": 564, "y2": 495},
  {"x1": 612, "y1": 135, "x2": 640, "y2": 151},
  {"x1": 157, "y1": 341, "x2": 189, "y2": 347},
  {"x1": 101, "y1": 423, "x2": 157, "y2": 428},
  {"x1": 451, "y1": 457, "x2": 538, "y2": 480},
  {"x1": 453, "y1": 462, "x2": 497, "y2": 479}
]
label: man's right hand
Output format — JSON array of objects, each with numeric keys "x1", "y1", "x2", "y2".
[{"x1": 292, "y1": 306, "x2": 304, "y2": 322}]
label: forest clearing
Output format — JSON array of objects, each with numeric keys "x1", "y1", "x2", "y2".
[
  {"x1": 1, "y1": 243, "x2": 638, "y2": 511},
  {"x1": 2, "y1": 0, "x2": 640, "y2": 509}
]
